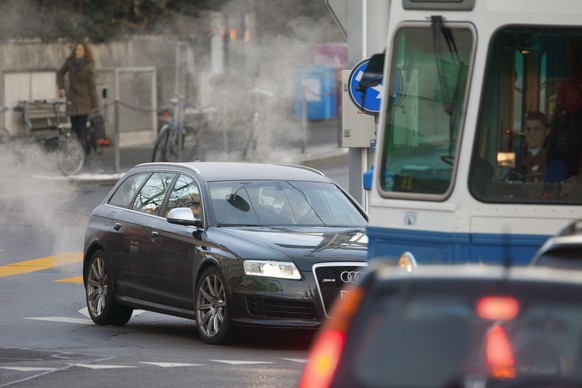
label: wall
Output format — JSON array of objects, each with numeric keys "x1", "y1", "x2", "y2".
[{"x1": 0, "y1": 37, "x2": 196, "y2": 141}]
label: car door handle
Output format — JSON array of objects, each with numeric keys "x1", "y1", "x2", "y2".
[
  {"x1": 150, "y1": 231, "x2": 159, "y2": 242},
  {"x1": 113, "y1": 222, "x2": 122, "y2": 231}
]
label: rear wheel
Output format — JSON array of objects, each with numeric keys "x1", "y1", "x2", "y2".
[
  {"x1": 0, "y1": 127, "x2": 9, "y2": 144},
  {"x1": 85, "y1": 250, "x2": 133, "y2": 326},
  {"x1": 180, "y1": 126, "x2": 199, "y2": 162},
  {"x1": 152, "y1": 124, "x2": 171, "y2": 162},
  {"x1": 57, "y1": 137, "x2": 84, "y2": 175},
  {"x1": 195, "y1": 266, "x2": 233, "y2": 344}
]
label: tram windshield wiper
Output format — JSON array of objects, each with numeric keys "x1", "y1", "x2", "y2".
[{"x1": 431, "y1": 15, "x2": 465, "y2": 165}]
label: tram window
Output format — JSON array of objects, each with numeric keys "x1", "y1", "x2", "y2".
[
  {"x1": 471, "y1": 27, "x2": 582, "y2": 204},
  {"x1": 379, "y1": 25, "x2": 474, "y2": 198}
]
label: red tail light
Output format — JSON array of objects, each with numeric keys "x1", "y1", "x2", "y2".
[
  {"x1": 486, "y1": 325, "x2": 516, "y2": 378},
  {"x1": 299, "y1": 287, "x2": 364, "y2": 388},
  {"x1": 477, "y1": 296, "x2": 519, "y2": 321}
]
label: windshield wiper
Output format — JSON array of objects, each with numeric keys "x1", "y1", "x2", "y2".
[{"x1": 431, "y1": 15, "x2": 465, "y2": 165}]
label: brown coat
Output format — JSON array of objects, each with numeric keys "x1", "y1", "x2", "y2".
[{"x1": 57, "y1": 57, "x2": 99, "y2": 116}]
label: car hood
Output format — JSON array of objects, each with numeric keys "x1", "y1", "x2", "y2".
[{"x1": 206, "y1": 226, "x2": 368, "y2": 271}]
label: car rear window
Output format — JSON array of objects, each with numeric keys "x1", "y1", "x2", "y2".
[
  {"x1": 341, "y1": 281, "x2": 582, "y2": 386},
  {"x1": 535, "y1": 246, "x2": 582, "y2": 269}
]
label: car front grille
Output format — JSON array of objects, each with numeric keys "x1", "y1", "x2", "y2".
[
  {"x1": 313, "y1": 262, "x2": 367, "y2": 317},
  {"x1": 246, "y1": 296, "x2": 316, "y2": 320}
]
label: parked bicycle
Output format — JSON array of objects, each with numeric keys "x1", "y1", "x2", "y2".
[
  {"x1": 242, "y1": 87, "x2": 277, "y2": 161},
  {"x1": 0, "y1": 99, "x2": 85, "y2": 176},
  {"x1": 151, "y1": 95, "x2": 211, "y2": 162}
]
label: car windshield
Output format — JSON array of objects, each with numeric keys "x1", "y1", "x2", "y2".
[
  {"x1": 345, "y1": 281, "x2": 582, "y2": 387},
  {"x1": 208, "y1": 180, "x2": 367, "y2": 227}
]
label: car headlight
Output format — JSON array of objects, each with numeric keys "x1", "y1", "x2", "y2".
[{"x1": 243, "y1": 260, "x2": 301, "y2": 280}]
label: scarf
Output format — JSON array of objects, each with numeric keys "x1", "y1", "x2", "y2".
[{"x1": 72, "y1": 57, "x2": 88, "y2": 71}]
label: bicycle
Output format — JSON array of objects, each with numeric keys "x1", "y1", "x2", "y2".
[
  {"x1": 2, "y1": 100, "x2": 85, "y2": 176},
  {"x1": 242, "y1": 88, "x2": 277, "y2": 161},
  {"x1": 151, "y1": 95, "x2": 210, "y2": 162}
]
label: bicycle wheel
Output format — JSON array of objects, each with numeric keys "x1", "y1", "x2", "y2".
[
  {"x1": 152, "y1": 123, "x2": 171, "y2": 162},
  {"x1": 181, "y1": 126, "x2": 199, "y2": 162},
  {"x1": 162, "y1": 126, "x2": 184, "y2": 162},
  {"x1": 0, "y1": 127, "x2": 9, "y2": 144},
  {"x1": 242, "y1": 112, "x2": 262, "y2": 160},
  {"x1": 57, "y1": 137, "x2": 85, "y2": 175}
]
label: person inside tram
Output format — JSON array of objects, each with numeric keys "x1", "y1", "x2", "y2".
[{"x1": 509, "y1": 111, "x2": 568, "y2": 185}]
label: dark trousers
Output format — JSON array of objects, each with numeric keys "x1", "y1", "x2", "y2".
[{"x1": 70, "y1": 115, "x2": 90, "y2": 154}]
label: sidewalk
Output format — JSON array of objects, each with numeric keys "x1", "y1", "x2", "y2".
[{"x1": 70, "y1": 118, "x2": 347, "y2": 185}]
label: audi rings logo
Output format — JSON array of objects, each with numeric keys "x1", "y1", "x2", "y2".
[{"x1": 340, "y1": 271, "x2": 365, "y2": 283}]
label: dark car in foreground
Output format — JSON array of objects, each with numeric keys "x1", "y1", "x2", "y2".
[
  {"x1": 530, "y1": 219, "x2": 582, "y2": 269},
  {"x1": 300, "y1": 263, "x2": 582, "y2": 388},
  {"x1": 83, "y1": 162, "x2": 368, "y2": 344}
]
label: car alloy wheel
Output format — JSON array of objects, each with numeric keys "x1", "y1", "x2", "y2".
[
  {"x1": 195, "y1": 267, "x2": 232, "y2": 344},
  {"x1": 85, "y1": 250, "x2": 133, "y2": 326}
]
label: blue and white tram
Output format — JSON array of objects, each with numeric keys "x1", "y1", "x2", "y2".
[{"x1": 364, "y1": 0, "x2": 582, "y2": 265}]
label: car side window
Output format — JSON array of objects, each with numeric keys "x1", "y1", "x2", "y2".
[
  {"x1": 132, "y1": 172, "x2": 176, "y2": 216},
  {"x1": 164, "y1": 174, "x2": 202, "y2": 220},
  {"x1": 108, "y1": 173, "x2": 149, "y2": 208}
]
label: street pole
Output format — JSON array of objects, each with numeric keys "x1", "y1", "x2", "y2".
[
  {"x1": 301, "y1": 86, "x2": 308, "y2": 154},
  {"x1": 114, "y1": 98, "x2": 120, "y2": 173}
]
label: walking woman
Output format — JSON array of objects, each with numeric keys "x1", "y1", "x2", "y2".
[{"x1": 57, "y1": 41, "x2": 99, "y2": 155}]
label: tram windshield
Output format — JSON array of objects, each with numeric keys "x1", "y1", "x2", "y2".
[
  {"x1": 379, "y1": 24, "x2": 474, "y2": 198},
  {"x1": 471, "y1": 27, "x2": 582, "y2": 204}
]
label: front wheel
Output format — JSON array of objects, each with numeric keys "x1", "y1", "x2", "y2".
[
  {"x1": 85, "y1": 250, "x2": 133, "y2": 326},
  {"x1": 57, "y1": 137, "x2": 84, "y2": 175},
  {"x1": 195, "y1": 266, "x2": 234, "y2": 344}
]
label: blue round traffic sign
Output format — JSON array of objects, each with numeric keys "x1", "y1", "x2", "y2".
[{"x1": 348, "y1": 58, "x2": 385, "y2": 115}]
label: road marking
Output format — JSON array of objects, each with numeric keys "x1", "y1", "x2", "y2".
[
  {"x1": 0, "y1": 367, "x2": 57, "y2": 372},
  {"x1": 0, "y1": 252, "x2": 82, "y2": 278},
  {"x1": 78, "y1": 307, "x2": 145, "y2": 319},
  {"x1": 55, "y1": 275, "x2": 83, "y2": 283},
  {"x1": 140, "y1": 362, "x2": 203, "y2": 367},
  {"x1": 282, "y1": 358, "x2": 308, "y2": 363},
  {"x1": 24, "y1": 317, "x2": 93, "y2": 325},
  {"x1": 210, "y1": 360, "x2": 273, "y2": 365},
  {"x1": 73, "y1": 364, "x2": 137, "y2": 369}
]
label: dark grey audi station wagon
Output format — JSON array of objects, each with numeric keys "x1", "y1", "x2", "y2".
[{"x1": 83, "y1": 162, "x2": 368, "y2": 344}]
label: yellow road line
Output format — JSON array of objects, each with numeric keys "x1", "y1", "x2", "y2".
[
  {"x1": 0, "y1": 252, "x2": 82, "y2": 278},
  {"x1": 55, "y1": 275, "x2": 83, "y2": 283}
]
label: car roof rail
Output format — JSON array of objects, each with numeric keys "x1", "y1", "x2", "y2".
[
  {"x1": 558, "y1": 219, "x2": 582, "y2": 236},
  {"x1": 278, "y1": 164, "x2": 325, "y2": 176}
]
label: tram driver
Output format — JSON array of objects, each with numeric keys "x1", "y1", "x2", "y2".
[{"x1": 509, "y1": 111, "x2": 569, "y2": 185}]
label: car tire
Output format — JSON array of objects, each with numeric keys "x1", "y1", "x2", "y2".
[
  {"x1": 85, "y1": 250, "x2": 133, "y2": 326},
  {"x1": 195, "y1": 266, "x2": 233, "y2": 345}
]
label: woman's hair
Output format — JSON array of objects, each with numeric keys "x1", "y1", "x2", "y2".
[{"x1": 69, "y1": 41, "x2": 94, "y2": 62}]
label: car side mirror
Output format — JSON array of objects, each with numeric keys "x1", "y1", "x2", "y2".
[{"x1": 167, "y1": 207, "x2": 203, "y2": 229}]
